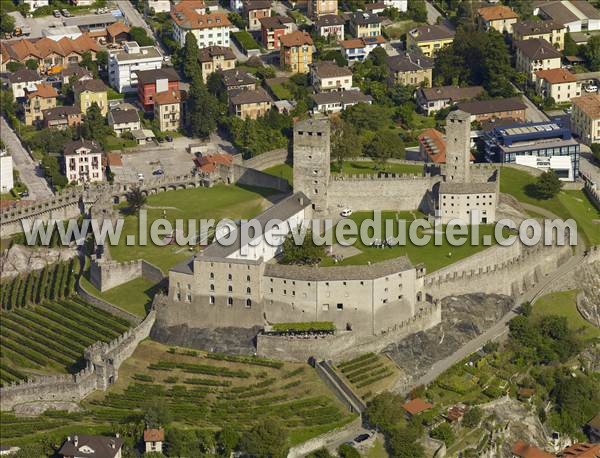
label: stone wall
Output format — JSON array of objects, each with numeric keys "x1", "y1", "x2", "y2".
[
  {"x1": 240, "y1": 149, "x2": 289, "y2": 171},
  {"x1": 76, "y1": 276, "x2": 141, "y2": 325},
  {"x1": 257, "y1": 302, "x2": 441, "y2": 363},
  {"x1": 229, "y1": 164, "x2": 291, "y2": 193},
  {"x1": 0, "y1": 310, "x2": 156, "y2": 411},
  {"x1": 584, "y1": 179, "x2": 600, "y2": 211},
  {"x1": 327, "y1": 174, "x2": 440, "y2": 212},
  {"x1": 424, "y1": 243, "x2": 571, "y2": 300},
  {"x1": 287, "y1": 417, "x2": 362, "y2": 458},
  {"x1": 89, "y1": 256, "x2": 165, "y2": 293}
]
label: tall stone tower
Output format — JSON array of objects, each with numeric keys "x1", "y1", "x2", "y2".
[
  {"x1": 444, "y1": 109, "x2": 471, "y2": 183},
  {"x1": 293, "y1": 116, "x2": 330, "y2": 213}
]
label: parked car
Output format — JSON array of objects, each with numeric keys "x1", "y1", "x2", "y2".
[
  {"x1": 19, "y1": 191, "x2": 29, "y2": 198},
  {"x1": 165, "y1": 135, "x2": 173, "y2": 142},
  {"x1": 53, "y1": 9, "x2": 61, "y2": 17},
  {"x1": 585, "y1": 84, "x2": 598, "y2": 93},
  {"x1": 340, "y1": 208, "x2": 353, "y2": 217},
  {"x1": 61, "y1": 9, "x2": 71, "y2": 17},
  {"x1": 152, "y1": 169, "x2": 164, "y2": 176}
]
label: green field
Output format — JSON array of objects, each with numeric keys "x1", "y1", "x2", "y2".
[
  {"x1": 0, "y1": 341, "x2": 356, "y2": 448},
  {"x1": 533, "y1": 290, "x2": 600, "y2": 341},
  {"x1": 80, "y1": 276, "x2": 158, "y2": 318},
  {"x1": 0, "y1": 297, "x2": 131, "y2": 382},
  {"x1": 500, "y1": 167, "x2": 600, "y2": 245},
  {"x1": 109, "y1": 184, "x2": 276, "y2": 272},
  {"x1": 264, "y1": 163, "x2": 294, "y2": 185},
  {"x1": 319, "y1": 211, "x2": 498, "y2": 272}
]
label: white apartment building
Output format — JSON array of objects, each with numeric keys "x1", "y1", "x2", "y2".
[
  {"x1": 571, "y1": 94, "x2": 600, "y2": 146},
  {"x1": 535, "y1": 68, "x2": 581, "y2": 103},
  {"x1": 7, "y1": 69, "x2": 42, "y2": 100},
  {"x1": 63, "y1": 139, "x2": 103, "y2": 184},
  {"x1": 19, "y1": 0, "x2": 48, "y2": 11},
  {"x1": 108, "y1": 42, "x2": 163, "y2": 93},
  {"x1": 171, "y1": 2, "x2": 232, "y2": 48},
  {"x1": 146, "y1": 0, "x2": 171, "y2": 14},
  {"x1": 384, "y1": 0, "x2": 407, "y2": 12},
  {"x1": 0, "y1": 151, "x2": 14, "y2": 193},
  {"x1": 515, "y1": 38, "x2": 562, "y2": 81}
]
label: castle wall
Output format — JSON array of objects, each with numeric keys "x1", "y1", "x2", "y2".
[
  {"x1": 89, "y1": 257, "x2": 165, "y2": 292},
  {"x1": 241, "y1": 148, "x2": 289, "y2": 171},
  {"x1": 327, "y1": 175, "x2": 440, "y2": 212},
  {"x1": 230, "y1": 164, "x2": 291, "y2": 193}
]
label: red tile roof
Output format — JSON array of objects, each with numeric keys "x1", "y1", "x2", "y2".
[
  {"x1": 478, "y1": 5, "x2": 518, "y2": 21},
  {"x1": 535, "y1": 67, "x2": 577, "y2": 84},
  {"x1": 280, "y1": 31, "x2": 313, "y2": 47},
  {"x1": 561, "y1": 443, "x2": 600, "y2": 458},
  {"x1": 194, "y1": 153, "x2": 233, "y2": 173},
  {"x1": 27, "y1": 83, "x2": 58, "y2": 99},
  {"x1": 511, "y1": 440, "x2": 555, "y2": 458},
  {"x1": 401, "y1": 398, "x2": 433, "y2": 416},
  {"x1": 143, "y1": 429, "x2": 165, "y2": 442}
]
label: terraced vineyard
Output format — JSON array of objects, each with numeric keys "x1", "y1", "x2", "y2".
[
  {"x1": 0, "y1": 297, "x2": 131, "y2": 384},
  {"x1": 0, "y1": 341, "x2": 356, "y2": 447},
  {"x1": 337, "y1": 353, "x2": 397, "y2": 400}
]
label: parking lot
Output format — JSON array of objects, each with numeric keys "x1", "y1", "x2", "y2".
[{"x1": 112, "y1": 145, "x2": 197, "y2": 183}]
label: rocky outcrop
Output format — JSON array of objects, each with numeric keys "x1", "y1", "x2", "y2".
[
  {"x1": 577, "y1": 261, "x2": 600, "y2": 328},
  {"x1": 384, "y1": 294, "x2": 513, "y2": 383},
  {"x1": 0, "y1": 244, "x2": 77, "y2": 280}
]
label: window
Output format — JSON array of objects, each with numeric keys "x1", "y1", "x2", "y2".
[
  {"x1": 228, "y1": 274, "x2": 232, "y2": 280},
  {"x1": 246, "y1": 275, "x2": 251, "y2": 282},
  {"x1": 246, "y1": 299, "x2": 252, "y2": 308},
  {"x1": 246, "y1": 287, "x2": 251, "y2": 294},
  {"x1": 227, "y1": 297, "x2": 233, "y2": 306},
  {"x1": 337, "y1": 303, "x2": 343, "y2": 310},
  {"x1": 228, "y1": 285, "x2": 233, "y2": 292},
  {"x1": 322, "y1": 304, "x2": 329, "y2": 311},
  {"x1": 210, "y1": 284, "x2": 215, "y2": 291},
  {"x1": 209, "y1": 296, "x2": 215, "y2": 304}
]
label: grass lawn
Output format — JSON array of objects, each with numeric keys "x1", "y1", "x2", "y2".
[
  {"x1": 80, "y1": 275, "x2": 158, "y2": 317},
  {"x1": 383, "y1": 20, "x2": 419, "y2": 39},
  {"x1": 264, "y1": 163, "x2": 293, "y2": 185},
  {"x1": 109, "y1": 184, "x2": 275, "y2": 271},
  {"x1": 500, "y1": 167, "x2": 600, "y2": 245},
  {"x1": 102, "y1": 135, "x2": 137, "y2": 151},
  {"x1": 232, "y1": 31, "x2": 260, "y2": 51},
  {"x1": 269, "y1": 82, "x2": 293, "y2": 100},
  {"x1": 319, "y1": 211, "x2": 499, "y2": 272},
  {"x1": 532, "y1": 290, "x2": 600, "y2": 341},
  {"x1": 366, "y1": 438, "x2": 389, "y2": 458}
]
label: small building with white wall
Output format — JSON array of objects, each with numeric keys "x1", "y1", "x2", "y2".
[{"x1": 0, "y1": 151, "x2": 14, "y2": 194}]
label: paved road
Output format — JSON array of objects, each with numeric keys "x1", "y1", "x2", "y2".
[
  {"x1": 116, "y1": 1, "x2": 152, "y2": 35},
  {"x1": 0, "y1": 117, "x2": 53, "y2": 200},
  {"x1": 406, "y1": 242, "x2": 585, "y2": 391},
  {"x1": 425, "y1": 1, "x2": 443, "y2": 25}
]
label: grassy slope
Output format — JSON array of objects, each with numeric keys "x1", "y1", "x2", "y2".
[
  {"x1": 80, "y1": 276, "x2": 157, "y2": 317},
  {"x1": 532, "y1": 290, "x2": 600, "y2": 341}
]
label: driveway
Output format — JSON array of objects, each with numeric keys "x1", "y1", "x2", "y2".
[{"x1": 0, "y1": 117, "x2": 53, "y2": 200}]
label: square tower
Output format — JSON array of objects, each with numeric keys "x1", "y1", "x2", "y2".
[
  {"x1": 444, "y1": 109, "x2": 471, "y2": 183},
  {"x1": 293, "y1": 117, "x2": 330, "y2": 213}
]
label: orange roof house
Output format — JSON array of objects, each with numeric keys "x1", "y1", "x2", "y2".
[
  {"x1": 143, "y1": 428, "x2": 165, "y2": 442},
  {"x1": 402, "y1": 398, "x2": 433, "y2": 417},
  {"x1": 535, "y1": 67, "x2": 577, "y2": 84},
  {"x1": 194, "y1": 153, "x2": 233, "y2": 174},
  {"x1": 27, "y1": 83, "x2": 58, "y2": 99},
  {"x1": 511, "y1": 440, "x2": 554, "y2": 458},
  {"x1": 477, "y1": 5, "x2": 518, "y2": 21}
]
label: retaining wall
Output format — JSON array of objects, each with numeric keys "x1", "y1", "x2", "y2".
[
  {"x1": 287, "y1": 417, "x2": 362, "y2": 458},
  {"x1": 89, "y1": 256, "x2": 165, "y2": 293},
  {"x1": 76, "y1": 277, "x2": 141, "y2": 325},
  {"x1": 241, "y1": 149, "x2": 289, "y2": 171}
]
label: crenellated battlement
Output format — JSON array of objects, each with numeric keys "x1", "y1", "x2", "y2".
[{"x1": 332, "y1": 172, "x2": 433, "y2": 181}]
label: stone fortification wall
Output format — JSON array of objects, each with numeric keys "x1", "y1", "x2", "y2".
[
  {"x1": 229, "y1": 164, "x2": 290, "y2": 193},
  {"x1": 240, "y1": 149, "x2": 289, "y2": 171},
  {"x1": 89, "y1": 256, "x2": 165, "y2": 292},
  {"x1": 0, "y1": 310, "x2": 156, "y2": 411}
]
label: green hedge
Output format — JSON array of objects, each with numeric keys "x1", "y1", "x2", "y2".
[{"x1": 272, "y1": 322, "x2": 335, "y2": 332}]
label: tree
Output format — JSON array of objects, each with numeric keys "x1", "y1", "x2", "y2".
[
  {"x1": 197, "y1": 430, "x2": 215, "y2": 455},
  {"x1": 166, "y1": 428, "x2": 198, "y2": 457},
  {"x1": 79, "y1": 103, "x2": 111, "y2": 143},
  {"x1": 0, "y1": 11, "x2": 15, "y2": 34},
  {"x1": 129, "y1": 26, "x2": 154, "y2": 46},
  {"x1": 519, "y1": 301, "x2": 532, "y2": 316},
  {"x1": 430, "y1": 423, "x2": 455, "y2": 446},
  {"x1": 281, "y1": 229, "x2": 326, "y2": 266},
  {"x1": 228, "y1": 12, "x2": 246, "y2": 29},
  {"x1": 534, "y1": 170, "x2": 563, "y2": 199},
  {"x1": 564, "y1": 32, "x2": 580, "y2": 57},
  {"x1": 366, "y1": 130, "x2": 403, "y2": 168},
  {"x1": 207, "y1": 71, "x2": 227, "y2": 104},
  {"x1": 25, "y1": 59, "x2": 38, "y2": 71},
  {"x1": 216, "y1": 426, "x2": 240, "y2": 457},
  {"x1": 364, "y1": 392, "x2": 405, "y2": 432},
  {"x1": 6, "y1": 61, "x2": 24, "y2": 73},
  {"x1": 307, "y1": 448, "x2": 334, "y2": 458},
  {"x1": 591, "y1": 143, "x2": 600, "y2": 162},
  {"x1": 239, "y1": 418, "x2": 289, "y2": 458},
  {"x1": 182, "y1": 32, "x2": 201, "y2": 80},
  {"x1": 330, "y1": 117, "x2": 361, "y2": 169},
  {"x1": 186, "y1": 75, "x2": 219, "y2": 138},
  {"x1": 338, "y1": 443, "x2": 361, "y2": 458},
  {"x1": 126, "y1": 186, "x2": 147, "y2": 214},
  {"x1": 386, "y1": 426, "x2": 425, "y2": 458},
  {"x1": 462, "y1": 407, "x2": 483, "y2": 428},
  {"x1": 407, "y1": 0, "x2": 427, "y2": 22},
  {"x1": 143, "y1": 401, "x2": 172, "y2": 429},
  {"x1": 583, "y1": 35, "x2": 600, "y2": 71}
]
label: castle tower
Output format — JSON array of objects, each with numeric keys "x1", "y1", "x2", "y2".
[
  {"x1": 293, "y1": 116, "x2": 330, "y2": 213},
  {"x1": 444, "y1": 109, "x2": 471, "y2": 183}
]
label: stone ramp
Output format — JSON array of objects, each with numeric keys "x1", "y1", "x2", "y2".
[{"x1": 316, "y1": 360, "x2": 366, "y2": 414}]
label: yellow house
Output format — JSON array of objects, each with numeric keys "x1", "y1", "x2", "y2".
[
  {"x1": 280, "y1": 31, "x2": 314, "y2": 74},
  {"x1": 23, "y1": 83, "x2": 58, "y2": 126},
  {"x1": 73, "y1": 79, "x2": 109, "y2": 116},
  {"x1": 477, "y1": 5, "x2": 518, "y2": 34},
  {"x1": 513, "y1": 20, "x2": 566, "y2": 50},
  {"x1": 406, "y1": 25, "x2": 455, "y2": 58}
]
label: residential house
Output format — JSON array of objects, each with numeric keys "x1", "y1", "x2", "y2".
[
  {"x1": 456, "y1": 97, "x2": 527, "y2": 122},
  {"x1": 146, "y1": 0, "x2": 171, "y2": 14},
  {"x1": 416, "y1": 85, "x2": 484, "y2": 115},
  {"x1": 73, "y1": 79, "x2": 109, "y2": 116},
  {"x1": 385, "y1": 51, "x2": 433, "y2": 87},
  {"x1": 60, "y1": 64, "x2": 93, "y2": 85},
  {"x1": 154, "y1": 89, "x2": 183, "y2": 131},
  {"x1": 195, "y1": 153, "x2": 233, "y2": 176},
  {"x1": 340, "y1": 36, "x2": 385, "y2": 63},
  {"x1": 401, "y1": 398, "x2": 433, "y2": 419},
  {"x1": 477, "y1": 5, "x2": 518, "y2": 34},
  {"x1": 260, "y1": 16, "x2": 294, "y2": 50},
  {"x1": 535, "y1": 68, "x2": 581, "y2": 103},
  {"x1": 512, "y1": 20, "x2": 566, "y2": 50},
  {"x1": 308, "y1": 0, "x2": 337, "y2": 19},
  {"x1": 244, "y1": 0, "x2": 272, "y2": 31},
  {"x1": 221, "y1": 68, "x2": 258, "y2": 91},
  {"x1": 171, "y1": 1, "x2": 232, "y2": 48},
  {"x1": 7, "y1": 69, "x2": 42, "y2": 100},
  {"x1": 445, "y1": 405, "x2": 467, "y2": 424},
  {"x1": 349, "y1": 11, "x2": 382, "y2": 38},
  {"x1": 280, "y1": 31, "x2": 314, "y2": 73},
  {"x1": 406, "y1": 24, "x2": 454, "y2": 57},
  {"x1": 365, "y1": 2, "x2": 386, "y2": 14},
  {"x1": 108, "y1": 41, "x2": 163, "y2": 93},
  {"x1": 108, "y1": 107, "x2": 141, "y2": 137},
  {"x1": 59, "y1": 435, "x2": 122, "y2": 458},
  {"x1": 515, "y1": 38, "x2": 562, "y2": 81},
  {"x1": 315, "y1": 14, "x2": 345, "y2": 41},
  {"x1": 0, "y1": 35, "x2": 100, "y2": 73},
  {"x1": 571, "y1": 93, "x2": 600, "y2": 145},
  {"x1": 229, "y1": 87, "x2": 273, "y2": 119},
  {"x1": 310, "y1": 60, "x2": 353, "y2": 92},
  {"x1": 511, "y1": 440, "x2": 554, "y2": 458},
  {"x1": 0, "y1": 151, "x2": 14, "y2": 193},
  {"x1": 535, "y1": 0, "x2": 600, "y2": 33},
  {"x1": 144, "y1": 429, "x2": 165, "y2": 455},
  {"x1": 20, "y1": 0, "x2": 49, "y2": 10},
  {"x1": 198, "y1": 46, "x2": 236, "y2": 83},
  {"x1": 137, "y1": 67, "x2": 180, "y2": 111},
  {"x1": 106, "y1": 21, "x2": 131, "y2": 45},
  {"x1": 312, "y1": 89, "x2": 372, "y2": 113},
  {"x1": 384, "y1": 0, "x2": 407, "y2": 11},
  {"x1": 23, "y1": 83, "x2": 58, "y2": 126},
  {"x1": 43, "y1": 106, "x2": 83, "y2": 129}
]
